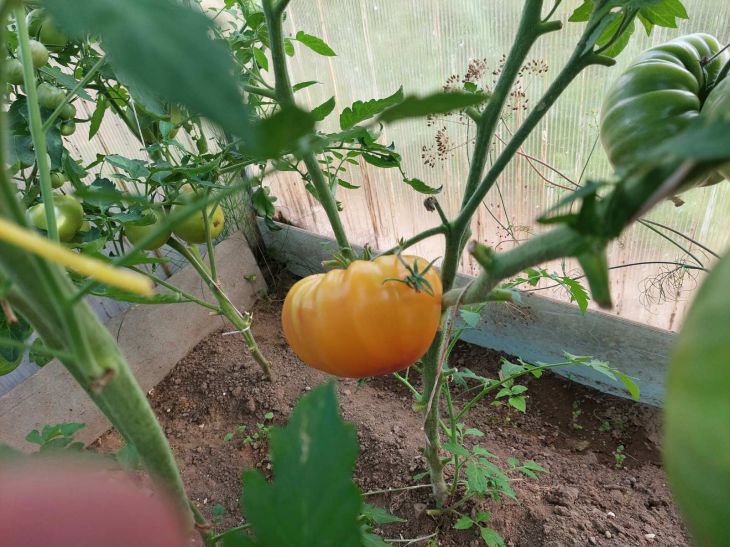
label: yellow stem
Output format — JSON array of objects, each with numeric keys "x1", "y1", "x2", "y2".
[{"x1": 0, "y1": 218, "x2": 153, "y2": 295}]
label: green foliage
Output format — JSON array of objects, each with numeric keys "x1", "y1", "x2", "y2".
[
  {"x1": 239, "y1": 383, "x2": 363, "y2": 547},
  {"x1": 569, "y1": 0, "x2": 689, "y2": 57},
  {"x1": 294, "y1": 31, "x2": 336, "y2": 57},
  {"x1": 665, "y1": 252, "x2": 730, "y2": 546},
  {"x1": 340, "y1": 87, "x2": 404, "y2": 130},
  {"x1": 25, "y1": 422, "x2": 85, "y2": 452},
  {"x1": 44, "y1": 0, "x2": 253, "y2": 139}
]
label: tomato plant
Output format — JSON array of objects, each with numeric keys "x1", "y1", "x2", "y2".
[
  {"x1": 1, "y1": 0, "x2": 729, "y2": 545},
  {"x1": 283, "y1": 255, "x2": 442, "y2": 378}
]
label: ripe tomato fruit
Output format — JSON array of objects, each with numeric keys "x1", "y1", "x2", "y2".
[
  {"x1": 28, "y1": 194, "x2": 84, "y2": 242},
  {"x1": 0, "y1": 461, "x2": 189, "y2": 547},
  {"x1": 27, "y1": 39, "x2": 49, "y2": 68},
  {"x1": 125, "y1": 209, "x2": 172, "y2": 250},
  {"x1": 6, "y1": 58, "x2": 25, "y2": 85},
  {"x1": 171, "y1": 189, "x2": 225, "y2": 244},
  {"x1": 282, "y1": 255, "x2": 442, "y2": 378}
]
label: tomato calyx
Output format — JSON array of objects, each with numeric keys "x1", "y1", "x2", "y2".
[{"x1": 384, "y1": 254, "x2": 439, "y2": 296}]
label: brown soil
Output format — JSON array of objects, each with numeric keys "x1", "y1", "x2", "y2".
[{"x1": 95, "y1": 273, "x2": 689, "y2": 547}]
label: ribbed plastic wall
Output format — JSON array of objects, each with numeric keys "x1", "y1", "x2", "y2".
[{"x1": 263, "y1": 1, "x2": 730, "y2": 331}]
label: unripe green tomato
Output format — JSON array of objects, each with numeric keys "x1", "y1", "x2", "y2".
[
  {"x1": 50, "y1": 171, "x2": 66, "y2": 189},
  {"x1": 60, "y1": 120, "x2": 76, "y2": 136},
  {"x1": 6, "y1": 58, "x2": 25, "y2": 85},
  {"x1": 701, "y1": 76, "x2": 730, "y2": 181},
  {"x1": 600, "y1": 33, "x2": 730, "y2": 190},
  {"x1": 37, "y1": 83, "x2": 64, "y2": 109},
  {"x1": 28, "y1": 39, "x2": 49, "y2": 68},
  {"x1": 28, "y1": 194, "x2": 84, "y2": 242},
  {"x1": 27, "y1": 9, "x2": 68, "y2": 48},
  {"x1": 171, "y1": 190, "x2": 225, "y2": 244},
  {"x1": 60, "y1": 103, "x2": 76, "y2": 120},
  {"x1": 125, "y1": 210, "x2": 172, "y2": 250}
]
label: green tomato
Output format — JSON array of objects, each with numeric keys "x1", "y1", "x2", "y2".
[
  {"x1": 60, "y1": 120, "x2": 76, "y2": 136},
  {"x1": 37, "y1": 83, "x2": 64, "y2": 110},
  {"x1": 28, "y1": 39, "x2": 49, "y2": 68},
  {"x1": 50, "y1": 171, "x2": 66, "y2": 189},
  {"x1": 6, "y1": 58, "x2": 25, "y2": 85},
  {"x1": 600, "y1": 33, "x2": 730, "y2": 189},
  {"x1": 701, "y1": 76, "x2": 730, "y2": 181},
  {"x1": 171, "y1": 191, "x2": 225, "y2": 244},
  {"x1": 28, "y1": 194, "x2": 84, "y2": 242},
  {"x1": 125, "y1": 210, "x2": 172, "y2": 250},
  {"x1": 60, "y1": 103, "x2": 76, "y2": 120},
  {"x1": 27, "y1": 9, "x2": 67, "y2": 48}
]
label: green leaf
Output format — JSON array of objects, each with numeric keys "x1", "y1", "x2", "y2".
[
  {"x1": 295, "y1": 31, "x2": 336, "y2": 57},
  {"x1": 561, "y1": 277, "x2": 589, "y2": 314},
  {"x1": 340, "y1": 87, "x2": 404, "y2": 130},
  {"x1": 464, "y1": 428, "x2": 485, "y2": 437},
  {"x1": 459, "y1": 309, "x2": 481, "y2": 328},
  {"x1": 402, "y1": 177, "x2": 442, "y2": 195},
  {"x1": 665, "y1": 252, "x2": 730, "y2": 546},
  {"x1": 89, "y1": 95, "x2": 108, "y2": 139},
  {"x1": 45, "y1": 0, "x2": 255, "y2": 139},
  {"x1": 597, "y1": 15, "x2": 635, "y2": 58},
  {"x1": 508, "y1": 396, "x2": 527, "y2": 412},
  {"x1": 252, "y1": 47, "x2": 269, "y2": 71},
  {"x1": 454, "y1": 515, "x2": 474, "y2": 530},
  {"x1": 106, "y1": 155, "x2": 150, "y2": 179},
  {"x1": 443, "y1": 441, "x2": 470, "y2": 457},
  {"x1": 29, "y1": 338, "x2": 53, "y2": 367},
  {"x1": 361, "y1": 504, "x2": 406, "y2": 525},
  {"x1": 39, "y1": 65, "x2": 93, "y2": 100},
  {"x1": 247, "y1": 106, "x2": 316, "y2": 159},
  {"x1": 337, "y1": 179, "x2": 360, "y2": 190},
  {"x1": 465, "y1": 461, "x2": 489, "y2": 494},
  {"x1": 293, "y1": 80, "x2": 319, "y2": 92},
  {"x1": 311, "y1": 96, "x2": 336, "y2": 122},
  {"x1": 614, "y1": 370, "x2": 640, "y2": 401},
  {"x1": 362, "y1": 531, "x2": 390, "y2": 547},
  {"x1": 241, "y1": 382, "x2": 362, "y2": 547},
  {"x1": 379, "y1": 91, "x2": 488, "y2": 124},
  {"x1": 480, "y1": 527, "x2": 506, "y2": 547},
  {"x1": 569, "y1": 1, "x2": 593, "y2": 21},
  {"x1": 252, "y1": 186, "x2": 277, "y2": 218}
]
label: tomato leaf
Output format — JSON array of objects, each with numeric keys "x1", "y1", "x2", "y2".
[
  {"x1": 665, "y1": 252, "x2": 730, "y2": 545},
  {"x1": 402, "y1": 177, "x2": 442, "y2": 195},
  {"x1": 292, "y1": 80, "x2": 319, "y2": 92},
  {"x1": 88, "y1": 95, "x2": 107, "y2": 140},
  {"x1": 361, "y1": 504, "x2": 405, "y2": 525},
  {"x1": 311, "y1": 96, "x2": 336, "y2": 122},
  {"x1": 378, "y1": 91, "x2": 487, "y2": 124},
  {"x1": 294, "y1": 31, "x2": 336, "y2": 57},
  {"x1": 43, "y1": 0, "x2": 255, "y2": 139},
  {"x1": 340, "y1": 87, "x2": 404, "y2": 130},
  {"x1": 241, "y1": 382, "x2": 362, "y2": 547}
]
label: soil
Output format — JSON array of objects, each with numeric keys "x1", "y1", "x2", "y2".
[{"x1": 95, "y1": 271, "x2": 690, "y2": 547}]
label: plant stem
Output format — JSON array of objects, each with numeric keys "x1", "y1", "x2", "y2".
[
  {"x1": 15, "y1": 7, "x2": 57, "y2": 241},
  {"x1": 168, "y1": 238, "x2": 273, "y2": 380},
  {"x1": 41, "y1": 55, "x2": 106, "y2": 132},
  {"x1": 262, "y1": 0, "x2": 354, "y2": 260},
  {"x1": 377, "y1": 225, "x2": 447, "y2": 257}
]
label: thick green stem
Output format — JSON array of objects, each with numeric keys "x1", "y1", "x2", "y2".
[
  {"x1": 168, "y1": 239, "x2": 273, "y2": 380},
  {"x1": 421, "y1": 334, "x2": 449, "y2": 506},
  {"x1": 15, "y1": 7, "x2": 57, "y2": 241},
  {"x1": 263, "y1": 0, "x2": 354, "y2": 260}
]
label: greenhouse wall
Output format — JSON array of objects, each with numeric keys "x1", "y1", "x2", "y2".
[{"x1": 264, "y1": 0, "x2": 730, "y2": 332}]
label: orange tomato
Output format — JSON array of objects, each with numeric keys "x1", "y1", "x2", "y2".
[{"x1": 282, "y1": 255, "x2": 442, "y2": 378}]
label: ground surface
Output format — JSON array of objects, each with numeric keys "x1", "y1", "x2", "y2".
[{"x1": 96, "y1": 274, "x2": 690, "y2": 547}]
